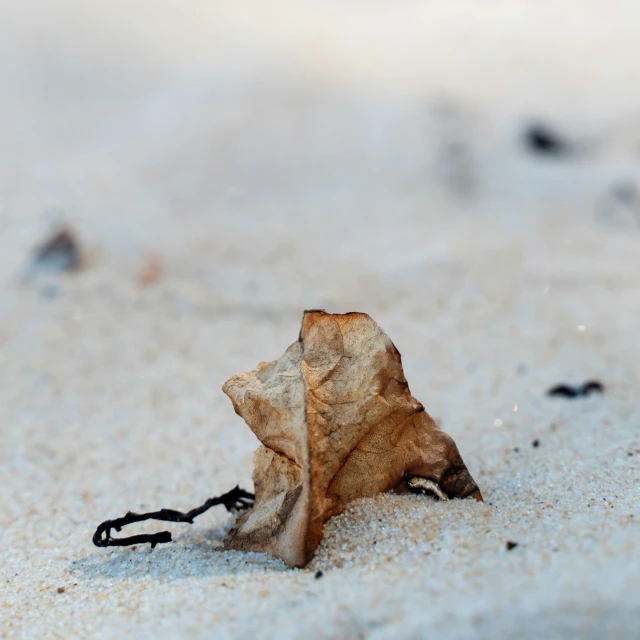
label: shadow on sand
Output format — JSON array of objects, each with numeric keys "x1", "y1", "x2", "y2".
[{"x1": 71, "y1": 525, "x2": 290, "y2": 581}]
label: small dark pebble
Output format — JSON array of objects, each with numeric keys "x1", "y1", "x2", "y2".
[
  {"x1": 628, "y1": 452, "x2": 634, "y2": 457},
  {"x1": 506, "y1": 541, "x2": 518, "y2": 551},
  {"x1": 547, "y1": 380, "x2": 605, "y2": 399},
  {"x1": 33, "y1": 228, "x2": 80, "y2": 273},
  {"x1": 532, "y1": 439, "x2": 540, "y2": 448},
  {"x1": 314, "y1": 570, "x2": 323, "y2": 579},
  {"x1": 523, "y1": 123, "x2": 569, "y2": 156},
  {"x1": 513, "y1": 447, "x2": 520, "y2": 453},
  {"x1": 57, "y1": 586, "x2": 66, "y2": 594}
]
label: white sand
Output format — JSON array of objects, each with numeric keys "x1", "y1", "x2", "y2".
[{"x1": 1, "y1": 2, "x2": 640, "y2": 638}]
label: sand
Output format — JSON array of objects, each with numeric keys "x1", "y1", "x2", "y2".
[{"x1": 1, "y1": 2, "x2": 640, "y2": 638}]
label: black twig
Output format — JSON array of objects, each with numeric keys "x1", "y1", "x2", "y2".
[
  {"x1": 547, "y1": 379, "x2": 605, "y2": 399},
  {"x1": 92, "y1": 486, "x2": 254, "y2": 549}
]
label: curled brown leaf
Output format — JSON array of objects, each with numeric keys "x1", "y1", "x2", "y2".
[{"x1": 223, "y1": 310, "x2": 481, "y2": 567}]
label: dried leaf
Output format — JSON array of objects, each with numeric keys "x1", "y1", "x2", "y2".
[{"x1": 223, "y1": 310, "x2": 481, "y2": 567}]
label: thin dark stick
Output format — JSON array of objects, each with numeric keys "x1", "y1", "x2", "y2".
[
  {"x1": 547, "y1": 379, "x2": 605, "y2": 399},
  {"x1": 547, "y1": 384, "x2": 579, "y2": 398},
  {"x1": 92, "y1": 486, "x2": 254, "y2": 549},
  {"x1": 581, "y1": 380, "x2": 604, "y2": 395}
]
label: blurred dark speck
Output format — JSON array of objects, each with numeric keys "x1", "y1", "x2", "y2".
[
  {"x1": 523, "y1": 123, "x2": 570, "y2": 156},
  {"x1": 32, "y1": 228, "x2": 80, "y2": 273}
]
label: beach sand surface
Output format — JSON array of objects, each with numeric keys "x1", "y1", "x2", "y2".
[{"x1": 1, "y1": 2, "x2": 639, "y2": 637}]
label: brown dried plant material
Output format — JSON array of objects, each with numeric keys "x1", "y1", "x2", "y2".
[
  {"x1": 138, "y1": 251, "x2": 163, "y2": 287},
  {"x1": 223, "y1": 310, "x2": 482, "y2": 567}
]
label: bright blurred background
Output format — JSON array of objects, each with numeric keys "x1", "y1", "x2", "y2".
[
  {"x1": 3, "y1": 0, "x2": 640, "y2": 420},
  {"x1": 4, "y1": 0, "x2": 640, "y2": 426},
  {"x1": 3, "y1": 1, "x2": 640, "y2": 272}
]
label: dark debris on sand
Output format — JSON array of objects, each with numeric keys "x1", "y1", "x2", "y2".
[
  {"x1": 523, "y1": 123, "x2": 570, "y2": 156},
  {"x1": 547, "y1": 380, "x2": 605, "y2": 399},
  {"x1": 32, "y1": 228, "x2": 81, "y2": 273}
]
